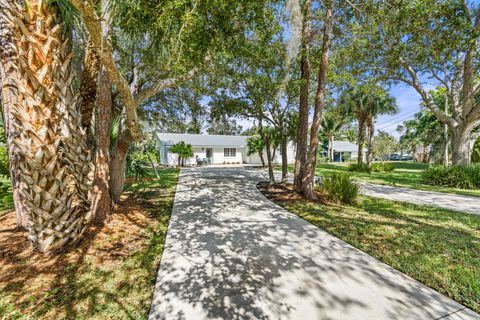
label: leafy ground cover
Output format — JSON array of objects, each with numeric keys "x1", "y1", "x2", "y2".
[
  {"x1": 258, "y1": 183, "x2": 480, "y2": 313},
  {"x1": 300, "y1": 161, "x2": 480, "y2": 197},
  {"x1": 0, "y1": 167, "x2": 178, "y2": 319}
]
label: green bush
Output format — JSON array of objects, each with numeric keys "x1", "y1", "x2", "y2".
[
  {"x1": 422, "y1": 165, "x2": 480, "y2": 189},
  {"x1": 0, "y1": 147, "x2": 9, "y2": 177},
  {"x1": 316, "y1": 172, "x2": 359, "y2": 204},
  {"x1": 348, "y1": 163, "x2": 371, "y2": 173},
  {"x1": 0, "y1": 177, "x2": 13, "y2": 210},
  {"x1": 383, "y1": 163, "x2": 395, "y2": 172}
]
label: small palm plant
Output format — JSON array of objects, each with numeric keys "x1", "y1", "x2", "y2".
[
  {"x1": 247, "y1": 135, "x2": 266, "y2": 167},
  {"x1": 170, "y1": 141, "x2": 194, "y2": 167}
]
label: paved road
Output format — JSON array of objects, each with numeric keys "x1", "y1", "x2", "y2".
[
  {"x1": 149, "y1": 167, "x2": 478, "y2": 320},
  {"x1": 359, "y1": 182, "x2": 480, "y2": 215}
]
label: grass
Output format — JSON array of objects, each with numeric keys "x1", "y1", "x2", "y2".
[
  {"x1": 0, "y1": 167, "x2": 179, "y2": 319},
  {"x1": 287, "y1": 161, "x2": 480, "y2": 197},
  {"x1": 279, "y1": 195, "x2": 480, "y2": 313}
]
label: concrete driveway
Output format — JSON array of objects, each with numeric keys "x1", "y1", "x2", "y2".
[
  {"x1": 359, "y1": 182, "x2": 480, "y2": 215},
  {"x1": 149, "y1": 167, "x2": 478, "y2": 320}
]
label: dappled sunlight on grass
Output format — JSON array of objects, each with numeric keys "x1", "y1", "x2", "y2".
[
  {"x1": 280, "y1": 196, "x2": 480, "y2": 313},
  {"x1": 0, "y1": 168, "x2": 179, "y2": 319}
]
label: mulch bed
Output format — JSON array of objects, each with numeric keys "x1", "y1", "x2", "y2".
[
  {"x1": 257, "y1": 182, "x2": 328, "y2": 205},
  {"x1": 0, "y1": 191, "x2": 160, "y2": 318}
]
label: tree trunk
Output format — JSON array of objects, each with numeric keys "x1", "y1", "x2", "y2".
[
  {"x1": 258, "y1": 151, "x2": 266, "y2": 167},
  {"x1": 302, "y1": 5, "x2": 333, "y2": 200},
  {"x1": 451, "y1": 125, "x2": 473, "y2": 165},
  {"x1": 293, "y1": 0, "x2": 312, "y2": 192},
  {"x1": 281, "y1": 139, "x2": 288, "y2": 184},
  {"x1": 259, "y1": 123, "x2": 275, "y2": 183},
  {"x1": 422, "y1": 144, "x2": 429, "y2": 163},
  {"x1": 329, "y1": 137, "x2": 334, "y2": 162},
  {"x1": 265, "y1": 139, "x2": 275, "y2": 184},
  {"x1": 367, "y1": 117, "x2": 374, "y2": 167},
  {"x1": 78, "y1": 37, "x2": 100, "y2": 145},
  {"x1": 91, "y1": 67, "x2": 112, "y2": 225},
  {"x1": 147, "y1": 151, "x2": 160, "y2": 178},
  {"x1": 109, "y1": 130, "x2": 133, "y2": 203},
  {"x1": 0, "y1": 0, "x2": 27, "y2": 229},
  {"x1": 357, "y1": 118, "x2": 366, "y2": 165}
]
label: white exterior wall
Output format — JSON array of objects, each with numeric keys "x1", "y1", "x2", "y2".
[
  {"x1": 211, "y1": 147, "x2": 244, "y2": 164},
  {"x1": 159, "y1": 141, "x2": 296, "y2": 166},
  {"x1": 246, "y1": 142, "x2": 296, "y2": 165}
]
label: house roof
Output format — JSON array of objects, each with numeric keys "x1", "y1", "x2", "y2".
[
  {"x1": 332, "y1": 141, "x2": 360, "y2": 152},
  {"x1": 156, "y1": 132, "x2": 249, "y2": 147}
]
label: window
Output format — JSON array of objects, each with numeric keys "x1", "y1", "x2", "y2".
[{"x1": 224, "y1": 148, "x2": 236, "y2": 157}]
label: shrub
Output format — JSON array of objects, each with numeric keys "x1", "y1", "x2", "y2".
[
  {"x1": 348, "y1": 163, "x2": 371, "y2": 173},
  {"x1": 383, "y1": 163, "x2": 395, "y2": 172},
  {"x1": 0, "y1": 147, "x2": 9, "y2": 177},
  {"x1": 316, "y1": 172, "x2": 359, "y2": 204},
  {"x1": 370, "y1": 163, "x2": 382, "y2": 172},
  {"x1": 0, "y1": 177, "x2": 13, "y2": 210},
  {"x1": 422, "y1": 164, "x2": 480, "y2": 189}
]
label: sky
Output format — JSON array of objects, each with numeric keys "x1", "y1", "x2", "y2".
[{"x1": 210, "y1": 82, "x2": 437, "y2": 139}]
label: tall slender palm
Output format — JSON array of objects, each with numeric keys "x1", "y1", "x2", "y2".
[
  {"x1": 340, "y1": 84, "x2": 398, "y2": 167},
  {"x1": 9, "y1": 0, "x2": 91, "y2": 252},
  {"x1": 320, "y1": 112, "x2": 344, "y2": 161},
  {"x1": 365, "y1": 94, "x2": 397, "y2": 167}
]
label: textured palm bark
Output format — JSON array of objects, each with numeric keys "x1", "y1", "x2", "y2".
[
  {"x1": 0, "y1": 0, "x2": 27, "y2": 228},
  {"x1": 91, "y1": 67, "x2": 112, "y2": 225},
  {"x1": 55, "y1": 32, "x2": 93, "y2": 212},
  {"x1": 10, "y1": 1, "x2": 88, "y2": 252},
  {"x1": 78, "y1": 38, "x2": 100, "y2": 145},
  {"x1": 302, "y1": 6, "x2": 333, "y2": 200},
  {"x1": 293, "y1": 0, "x2": 312, "y2": 193}
]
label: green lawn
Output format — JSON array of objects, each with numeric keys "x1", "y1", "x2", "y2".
[
  {"x1": 0, "y1": 167, "x2": 179, "y2": 319},
  {"x1": 279, "y1": 196, "x2": 480, "y2": 313},
  {"x1": 291, "y1": 161, "x2": 480, "y2": 197}
]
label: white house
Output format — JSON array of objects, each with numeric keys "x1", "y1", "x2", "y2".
[
  {"x1": 320, "y1": 140, "x2": 363, "y2": 162},
  {"x1": 155, "y1": 132, "x2": 296, "y2": 166}
]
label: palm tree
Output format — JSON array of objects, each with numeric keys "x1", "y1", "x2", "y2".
[
  {"x1": 9, "y1": 0, "x2": 91, "y2": 252},
  {"x1": 340, "y1": 84, "x2": 398, "y2": 167},
  {"x1": 365, "y1": 93, "x2": 397, "y2": 167},
  {"x1": 247, "y1": 135, "x2": 266, "y2": 167},
  {"x1": 320, "y1": 112, "x2": 344, "y2": 162},
  {"x1": 170, "y1": 141, "x2": 194, "y2": 167}
]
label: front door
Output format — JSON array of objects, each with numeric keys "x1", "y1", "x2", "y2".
[{"x1": 206, "y1": 148, "x2": 213, "y2": 164}]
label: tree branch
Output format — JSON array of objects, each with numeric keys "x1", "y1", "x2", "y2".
[
  {"x1": 398, "y1": 57, "x2": 458, "y2": 128},
  {"x1": 70, "y1": 0, "x2": 141, "y2": 139},
  {"x1": 133, "y1": 55, "x2": 210, "y2": 107}
]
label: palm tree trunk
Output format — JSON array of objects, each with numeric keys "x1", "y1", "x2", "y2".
[
  {"x1": 78, "y1": 37, "x2": 100, "y2": 145},
  {"x1": 367, "y1": 117, "x2": 374, "y2": 167},
  {"x1": 329, "y1": 136, "x2": 334, "y2": 161},
  {"x1": 10, "y1": 1, "x2": 88, "y2": 252},
  {"x1": 302, "y1": 5, "x2": 333, "y2": 200},
  {"x1": 55, "y1": 30, "x2": 92, "y2": 212},
  {"x1": 0, "y1": 0, "x2": 28, "y2": 229},
  {"x1": 357, "y1": 118, "x2": 366, "y2": 165},
  {"x1": 294, "y1": 0, "x2": 311, "y2": 192}
]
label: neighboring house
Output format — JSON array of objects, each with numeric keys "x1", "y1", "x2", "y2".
[
  {"x1": 155, "y1": 132, "x2": 296, "y2": 166},
  {"x1": 320, "y1": 140, "x2": 363, "y2": 162}
]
